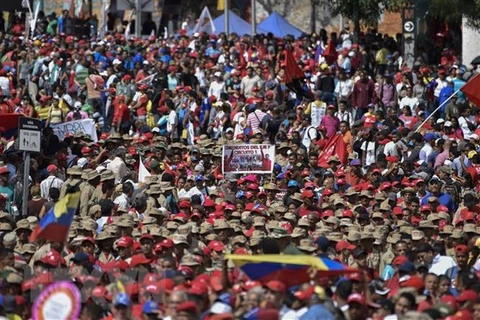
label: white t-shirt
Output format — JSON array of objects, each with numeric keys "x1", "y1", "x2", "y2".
[
  {"x1": 434, "y1": 79, "x2": 448, "y2": 98},
  {"x1": 233, "y1": 112, "x2": 246, "y2": 139},
  {"x1": 167, "y1": 110, "x2": 177, "y2": 133},
  {"x1": 429, "y1": 254, "x2": 457, "y2": 276},
  {"x1": 335, "y1": 79, "x2": 354, "y2": 99},
  {"x1": 208, "y1": 81, "x2": 226, "y2": 99},
  {"x1": 361, "y1": 140, "x2": 377, "y2": 166},
  {"x1": 383, "y1": 141, "x2": 399, "y2": 157},
  {"x1": 0, "y1": 77, "x2": 9, "y2": 96},
  {"x1": 399, "y1": 96, "x2": 419, "y2": 115},
  {"x1": 459, "y1": 116, "x2": 475, "y2": 140},
  {"x1": 302, "y1": 126, "x2": 318, "y2": 149}
]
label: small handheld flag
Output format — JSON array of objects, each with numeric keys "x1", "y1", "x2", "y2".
[{"x1": 30, "y1": 183, "x2": 81, "y2": 243}]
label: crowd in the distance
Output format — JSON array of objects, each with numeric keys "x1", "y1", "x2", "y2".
[{"x1": 0, "y1": 7, "x2": 479, "y2": 320}]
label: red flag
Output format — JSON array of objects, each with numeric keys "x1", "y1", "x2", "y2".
[
  {"x1": 461, "y1": 73, "x2": 480, "y2": 107},
  {"x1": 283, "y1": 48, "x2": 304, "y2": 84},
  {"x1": 317, "y1": 133, "x2": 347, "y2": 168}
]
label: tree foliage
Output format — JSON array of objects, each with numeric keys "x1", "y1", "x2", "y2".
[
  {"x1": 426, "y1": 0, "x2": 480, "y2": 30},
  {"x1": 328, "y1": 0, "x2": 480, "y2": 30}
]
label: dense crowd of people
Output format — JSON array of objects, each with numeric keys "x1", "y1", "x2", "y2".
[{"x1": 0, "y1": 7, "x2": 479, "y2": 320}]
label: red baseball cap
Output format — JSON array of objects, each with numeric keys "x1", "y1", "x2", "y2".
[
  {"x1": 139, "y1": 233, "x2": 154, "y2": 242},
  {"x1": 437, "y1": 205, "x2": 449, "y2": 212},
  {"x1": 153, "y1": 243, "x2": 163, "y2": 253},
  {"x1": 322, "y1": 210, "x2": 334, "y2": 218},
  {"x1": 210, "y1": 276, "x2": 224, "y2": 292},
  {"x1": 161, "y1": 239, "x2": 174, "y2": 248},
  {"x1": 225, "y1": 204, "x2": 236, "y2": 211},
  {"x1": 82, "y1": 237, "x2": 95, "y2": 245},
  {"x1": 208, "y1": 240, "x2": 225, "y2": 252},
  {"x1": 116, "y1": 236, "x2": 133, "y2": 248},
  {"x1": 247, "y1": 183, "x2": 259, "y2": 190},
  {"x1": 420, "y1": 205, "x2": 432, "y2": 212},
  {"x1": 385, "y1": 156, "x2": 399, "y2": 163},
  {"x1": 188, "y1": 281, "x2": 209, "y2": 296},
  {"x1": 46, "y1": 164, "x2": 58, "y2": 173},
  {"x1": 347, "y1": 293, "x2": 366, "y2": 305},
  {"x1": 343, "y1": 210, "x2": 353, "y2": 218},
  {"x1": 81, "y1": 146, "x2": 92, "y2": 154},
  {"x1": 455, "y1": 245, "x2": 469, "y2": 255},
  {"x1": 335, "y1": 240, "x2": 356, "y2": 252},
  {"x1": 392, "y1": 255, "x2": 409, "y2": 266},
  {"x1": 234, "y1": 248, "x2": 249, "y2": 255},
  {"x1": 264, "y1": 280, "x2": 286, "y2": 294},
  {"x1": 39, "y1": 251, "x2": 61, "y2": 267},
  {"x1": 456, "y1": 289, "x2": 478, "y2": 302},
  {"x1": 178, "y1": 200, "x2": 191, "y2": 208},
  {"x1": 392, "y1": 207, "x2": 403, "y2": 215},
  {"x1": 129, "y1": 254, "x2": 151, "y2": 267},
  {"x1": 440, "y1": 295, "x2": 458, "y2": 311},
  {"x1": 379, "y1": 182, "x2": 392, "y2": 190},
  {"x1": 204, "y1": 199, "x2": 215, "y2": 207},
  {"x1": 322, "y1": 189, "x2": 333, "y2": 196},
  {"x1": 400, "y1": 276, "x2": 424, "y2": 291},
  {"x1": 302, "y1": 190, "x2": 314, "y2": 198},
  {"x1": 158, "y1": 278, "x2": 175, "y2": 293}
]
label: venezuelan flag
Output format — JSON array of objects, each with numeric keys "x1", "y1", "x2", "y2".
[
  {"x1": 30, "y1": 189, "x2": 81, "y2": 243},
  {"x1": 226, "y1": 254, "x2": 357, "y2": 288}
]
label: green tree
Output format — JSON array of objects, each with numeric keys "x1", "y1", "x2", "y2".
[
  {"x1": 426, "y1": 0, "x2": 480, "y2": 30},
  {"x1": 329, "y1": 0, "x2": 410, "y2": 42}
]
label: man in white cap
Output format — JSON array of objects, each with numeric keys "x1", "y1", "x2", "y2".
[{"x1": 208, "y1": 71, "x2": 226, "y2": 99}]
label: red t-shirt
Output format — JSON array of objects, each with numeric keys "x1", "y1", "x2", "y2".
[
  {"x1": 113, "y1": 103, "x2": 130, "y2": 124},
  {"x1": 136, "y1": 94, "x2": 149, "y2": 116}
]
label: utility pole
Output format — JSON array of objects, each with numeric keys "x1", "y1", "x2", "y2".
[
  {"x1": 251, "y1": 0, "x2": 256, "y2": 35},
  {"x1": 224, "y1": 0, "x2": 229, "y2": 35},
  {"x1": 136, "y1": 0, "x2": 142, "y2": 37}
]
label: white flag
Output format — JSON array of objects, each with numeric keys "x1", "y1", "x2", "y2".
[
  {"x1": 192, "y1": 6, "x2": 215, "y2": 34},
  {"x1": 138, "y1": 156, "x2": 151, "y2": 183}
]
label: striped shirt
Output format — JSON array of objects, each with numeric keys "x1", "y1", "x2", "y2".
[{"x1": 247, "y1": 110, "x2": 266, "y2": 133}]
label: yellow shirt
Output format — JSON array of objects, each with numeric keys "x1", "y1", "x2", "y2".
[{"x1": 36, "y1": 105, "x2": 51, "y2": 120}]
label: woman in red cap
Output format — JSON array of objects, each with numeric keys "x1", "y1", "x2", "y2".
[{"x1": 131, "y1": 84, "x2": 149, "y2": 122}]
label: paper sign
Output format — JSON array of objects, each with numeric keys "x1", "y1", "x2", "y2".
[{"x1": 222, "y1": 144, "x2": 275, "y2": 174}]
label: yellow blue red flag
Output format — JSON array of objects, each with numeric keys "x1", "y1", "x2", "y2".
[
  {"x1": 225, "y1": 254, "x2": 357, "y2": 288},
  {"x1": 30, "y1": 188, "x2": 81, "y2": 243}
]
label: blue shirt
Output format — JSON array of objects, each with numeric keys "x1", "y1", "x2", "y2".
[
  {"x1": 439, "y1": 86, "x2": 454, "y2": 112},
  {"x1": 300, "y1": 304, "x2": 335, "y2": 320},
  {"x1": 421, "y1": 192, "x2": 455, "y2": 212},
  {"x1": 0, "y1": 185, "x2": 14, "y2": 213},
  {"x1": 453, "y1": 78, "x2": 466, "y2": 101},
  {"x1": 199, "y1": 98, "x2": 211, "y2": 124},
  {"x1": 6, "y1": 163, "x2": 15, "y2": 181}
]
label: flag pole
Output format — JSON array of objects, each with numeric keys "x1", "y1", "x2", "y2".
[
  {"x1": 414, "y1": 88, "x2": 462, "y2": 132},
  {"x1": 224, "y1": 0, "x2": 229, "y2": 36},
  {"x1": 251, "y1": 0, "x2": 256, "y2": 36}
]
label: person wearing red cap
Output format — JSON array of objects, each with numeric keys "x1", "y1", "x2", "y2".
[
  {"x1": 116, "y1": 236, "x2": 133, "y2": 265},
  {"x1": 39, "y1": 164, "x2": 64, "y2": 202},
  {"x1": 130, "y1": 84, "x2": 149, "y2": 122},
  {"x1": 334, "y1": 240, "x2": 355, "y2": 264},
  {"x1": 112, "y1": 94, "x2": 131, "y2": 134},
  {"x1": 263, "y1": 280, "x2": 299, "y2": 319}
]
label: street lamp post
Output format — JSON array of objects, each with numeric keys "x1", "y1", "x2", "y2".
[{"x1": 224, "y1": 0, "x2": 229, "y2": 35}]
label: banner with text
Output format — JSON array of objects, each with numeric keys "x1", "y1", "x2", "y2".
[
  {"x1": 51, "y1": 119, "x2": 98, "y2": 142},
  {"x1": 223, "y1": 144, "x2": 275, "y2": 174}
]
